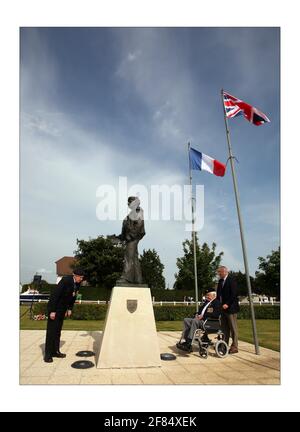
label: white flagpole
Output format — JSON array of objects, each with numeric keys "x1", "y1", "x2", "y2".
[
  {"x1": 188, "y1": 142, "x2": 199, "y2": 312},
  {"x1": 221, "y1": 89, "x2": 260, "y2": 355}
]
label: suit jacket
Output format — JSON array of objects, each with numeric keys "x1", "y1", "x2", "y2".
[
  {"x1": 197, "y1": 298, "x2": 222, "y2": 320},
  {"x1": 47, "y1": 275, "x2": 79, "y2": 313},
  {"x1": 217, "y1": 276, "x2": 240, "y2": 314}
]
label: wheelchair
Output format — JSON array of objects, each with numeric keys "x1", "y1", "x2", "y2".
[
  {"x1": 195, "y1": 317, "x2": 229, "y2": 359},
  {"x1": 179, "y1": 317, "x2": 229, "y2": 359}
]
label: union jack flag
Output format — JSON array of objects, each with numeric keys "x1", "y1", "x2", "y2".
[{"x1": 223, "y1": 91, "x2": 270, "y2": 126}]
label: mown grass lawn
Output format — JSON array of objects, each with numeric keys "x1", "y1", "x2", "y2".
[{"x1": 20, "y1": 306, "x2": 280, "y2": 351}]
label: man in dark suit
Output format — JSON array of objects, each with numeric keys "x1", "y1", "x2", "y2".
[
  {"x1": 44, "y1": 268, "x2": 84, "y2": 362},
  {"x1": 217, "y1": 266, "x2": 239, "y2": 354},
  {"x1": 176, "y1": 289, "x2": 222, "y2": 352}
]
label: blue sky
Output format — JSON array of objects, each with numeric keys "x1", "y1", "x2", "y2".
[{"x1": 20, "y1": 27, "x2": 280, "y2": 286}]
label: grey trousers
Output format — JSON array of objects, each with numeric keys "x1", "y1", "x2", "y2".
[
  {"x1": 221, "y1": 313, "x2": 238, "y2": 348},
  {"x1": 183, "y1": 318, "x2": 205, "y2": 341}
]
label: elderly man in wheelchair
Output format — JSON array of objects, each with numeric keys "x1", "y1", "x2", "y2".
[{"x1": 176, "y1": 288, "x2": 229, "y2": 358}]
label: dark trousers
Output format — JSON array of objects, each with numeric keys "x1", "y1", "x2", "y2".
[
  {"x1": 45, "y1": 311, "x2": 65, "y2": 357},
  {"x1": 221, "y1": 312, "x2": 238, "y2": 348}
]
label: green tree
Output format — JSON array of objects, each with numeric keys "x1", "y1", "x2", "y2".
[
  {"x1": 21, "y1": 279, "x2": 49, "y2": 293},
  {"x1": 74, "y1": 236, "x2": 125, "y2": 288},
  {"x1": 140, "y1": 249, "x2": 166, "y2": 290},
  {"x1": 174, "y1": 238, "x2": 223, "y2": 298},
  {"x1": 229, "y1": 271, "x2": 256, "y2": 297},
  {"x1": 255, "y1": 247, "x2": 280, "y2": 299}
]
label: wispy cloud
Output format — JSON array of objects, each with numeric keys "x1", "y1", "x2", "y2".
[
  {"x1": 127, "y1": 50, "x2": 142, "y2": 62},
  {"x1": 20, "y1": 28, "x2": 279, "y2": 285},
  {"x1": 21, "y1": 112, "x2": 62, "y2": 137}
]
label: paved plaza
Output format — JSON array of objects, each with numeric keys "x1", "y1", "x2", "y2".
[{"x1": 20, "y1": 330, "x2": 280, "y2": 385}]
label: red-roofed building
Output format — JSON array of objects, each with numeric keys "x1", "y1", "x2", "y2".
[{"x1": 55, "y1": 256, "x2": 76, "y2": 283}]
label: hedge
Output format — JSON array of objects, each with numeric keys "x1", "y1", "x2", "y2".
[
  {"x1": 238, "y1": 305, "x2": 280, "y2": 320},
  {"x1": 32, "y1": 303, "x2": 280, "y2": 321}
]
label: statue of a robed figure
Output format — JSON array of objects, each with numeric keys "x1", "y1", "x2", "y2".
[
  {"x1": 98, "y1": 196, "x2": 161, "y2": 369},
  {"x1": 108, "y1": 196, "x2": 145, "y2": 285}
]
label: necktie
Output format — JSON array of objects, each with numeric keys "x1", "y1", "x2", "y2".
[{"x1": 218, "y1": 279, "x2": 224, "y2": 302}]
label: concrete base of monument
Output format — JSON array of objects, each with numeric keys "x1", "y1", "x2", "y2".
[{"x1": 96, "y1": 286, "x2": 162, "y2": 369}]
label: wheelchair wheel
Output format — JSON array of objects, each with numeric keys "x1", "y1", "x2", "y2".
[
  {"x1": 199, "y1": 346, "x2": 208, "y2": 359},
  {"x1": 215, "y1": 340, "x2": 229, "y2": 358}
]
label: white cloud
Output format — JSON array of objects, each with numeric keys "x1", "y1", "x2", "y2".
[
  {"x1": 127, "y1": 50, "x2": 141, "y2": 62},
  {"x1": 20, "y1": 28, "x2": 279, "y2": 287},
  {"x1": 37, "y1": 268, "x2": 53, "y2": 274},
  {"x1": 21, "y1": 112, "x2": 61, "y2": 137},
  {"x1": 20, "y1": 103, "x2": 189, "y2": 284},
  {"x1": 114, "y1": 30, "x2": 200, "y2": 149},
  {"x1": 21, "y1": 103, "x2": 278, "y2": 283}
]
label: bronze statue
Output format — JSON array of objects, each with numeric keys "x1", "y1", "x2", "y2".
[{"x1": 109, "y1": 196, "x2": 145, "y2": 285}]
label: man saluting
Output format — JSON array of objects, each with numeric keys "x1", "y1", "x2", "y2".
[{"x1": 44, "y1": 268, "x2": 84, "y2": 363}]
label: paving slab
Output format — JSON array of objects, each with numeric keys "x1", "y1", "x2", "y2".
[
  {"x1": 20, "y1": 330, "x2": 280, "y2": 385},
  {"x1": 111, "y1": 369, "x2": 143, "y2": 385}
]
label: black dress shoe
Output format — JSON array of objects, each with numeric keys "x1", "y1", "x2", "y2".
[
  {"x1": 44, "y1": 357, "x2": 53, "y2": 363},
  {"x1": 182, "y1": 343, "x2": 193, "y2": 353},
  {"x1": 176, "y1": 342, "x2": 193, "y2": 353},
  {"x1": 52, "y1": 352, "x2": 66, "y2": 358}
]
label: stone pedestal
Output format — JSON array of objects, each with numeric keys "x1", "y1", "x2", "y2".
[{"x1": 96, "y1": 286, "x2": 161, "y2": 369}]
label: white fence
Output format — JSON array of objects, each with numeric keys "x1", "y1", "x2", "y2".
[{"x1": 21, "y1": 299, "x2": 280, "y2": 306}]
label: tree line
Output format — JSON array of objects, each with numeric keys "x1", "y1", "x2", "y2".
[{"x1": 70, "y1": 235, "x2": 280, "y2": 299}]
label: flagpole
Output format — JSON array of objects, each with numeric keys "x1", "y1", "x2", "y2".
[
  {"x1": 188, "y1": 142, "x2": 199, "y2": 312},
  {"x1": 221, "y1": 89, "x2": 260, "y2": 355}
]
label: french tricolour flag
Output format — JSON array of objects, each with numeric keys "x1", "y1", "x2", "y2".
[{"x1": 189, "y1": 147, "x2": 226, "y2": 177}]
